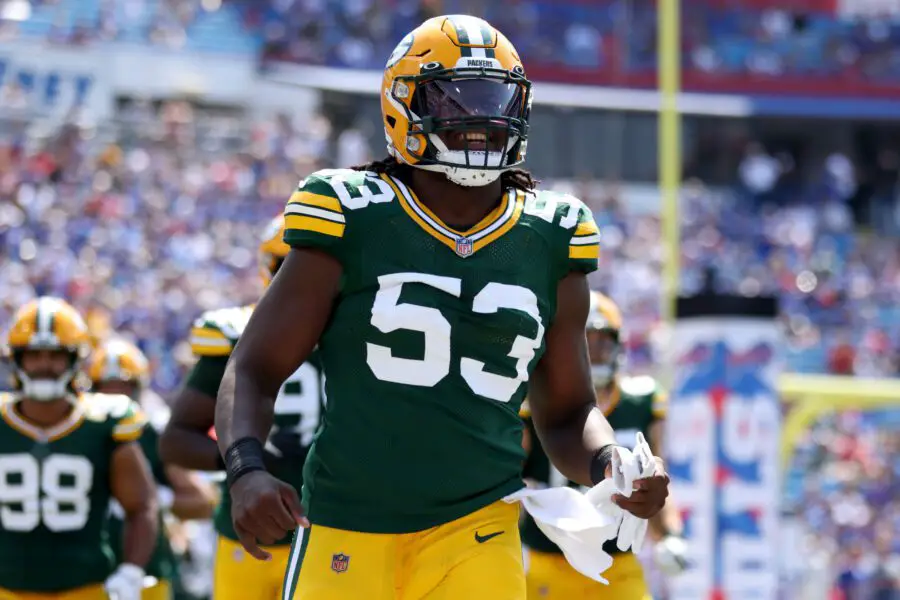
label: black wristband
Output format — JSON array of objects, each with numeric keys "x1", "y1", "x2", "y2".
[
  {"x1": 224, "y1": 437, "x2": 267, "y2": 488},
  {"x1": 589, "y1": 444, "x2": 619, "y2": 486}
]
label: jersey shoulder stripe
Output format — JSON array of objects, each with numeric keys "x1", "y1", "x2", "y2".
[
  {"x1": 286, "y1": 174, "x2": 346, "y2": 239},
  {"x1": 564, "y1": 198, "x2": 600, "y2": 262},
  {"x1": 524, "y1": 189, "x2": 600, "y2": 270},
  {"x1": 284, "y1": 168, "x2": 398, "y2": 255},
  {"x1": 190, "y1": 305, "x2": 253, "y2": 357}
]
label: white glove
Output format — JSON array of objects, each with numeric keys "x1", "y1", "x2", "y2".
[
  {"x1": 654, "y1": 534, "x2": 689, "y2": 575},
  {"x1": 104, "y1": 564, "x2": 145, "y2": 600},
  {"x1": 157, "y1": 486, "x2": 175, "y2": 512}
]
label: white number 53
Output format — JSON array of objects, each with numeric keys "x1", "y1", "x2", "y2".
[{"x1": 366, "y1": 272, "x2": 545, "y2": 403}]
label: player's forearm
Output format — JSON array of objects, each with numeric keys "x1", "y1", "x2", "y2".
[
  {"x1": 159, "y1": 427, "x2": 221, "y2": 471},
  {"x1": 122, "y1": 503, "x2": 159, "y2": 568},
  {"x1": 215, "y1": 358, "x2": 276, "y2": 453},
  {"x1": 171, "y1": 488, "x2": 217, "y2": 520},
  {"x1": 538, "y1": 402, "x2": 617, "y2": 487}
]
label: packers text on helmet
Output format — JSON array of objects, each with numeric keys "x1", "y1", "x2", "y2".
[{"x1": 382, "y1": 14, "x2": 532, "y2": 187}]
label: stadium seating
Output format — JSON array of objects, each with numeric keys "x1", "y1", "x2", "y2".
[{"x1": 5, "y1": 0, "x2": 900, "y2": 93}]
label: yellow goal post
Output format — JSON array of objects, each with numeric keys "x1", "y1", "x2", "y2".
[{"x1": 778, "y1": 373, "x2": 900, "y2": 470}]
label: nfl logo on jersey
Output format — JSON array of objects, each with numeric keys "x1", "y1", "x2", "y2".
[
  {"x1": 331, "y1": 553, "x2": 350, "y2": 573},
  {"x1": 455, "y1": 237, "x2": 473, "y2": 258}
]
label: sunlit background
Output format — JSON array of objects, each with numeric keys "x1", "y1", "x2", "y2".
[{"x1": 1, "y1": 0, "x2": 899, "y2": 598}]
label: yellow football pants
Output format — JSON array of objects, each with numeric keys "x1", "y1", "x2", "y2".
[
  {"x1": 214, "y1": 535, "x2": 293, "y2": 600},
  {"x1": 142, "y1": 580, "x2": 171, "y2": 600},
  {"x1": 0, "y1": 584, "x2": 107, "y2": 600},
  {"x1": 283, "y1": 500, "x2": 525, "y2": 600},
  {"x1": 525, "y1": 548, "x2": 652, "y2": 600}
]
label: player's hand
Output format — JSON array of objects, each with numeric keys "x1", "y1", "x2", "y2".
[
  {"x1": 612, "y1": 456, "x2": 669, "y2": 519},
  {"x1": 104, "y1": 563, "x2": 145, "y2": 600},
  {"x1": 654, "y1": 534, "x2": 689, "y2": 575},
  {"x1": 230, "y1": 470, "x2": 308, "y2": 561}
]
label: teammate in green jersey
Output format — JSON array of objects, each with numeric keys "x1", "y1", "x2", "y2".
[
  {"x1": 159, "y1": 215, "x2": 325, "y2": 600},
  {"x1": 214, "y1": 14, "x2": 671, "y2": 600},
  {"x1": 521, "y1": 291, "x2": 688, "y2": 599},
  {"x1": 88, "y1": 338, "x2": 216, "y2": 600},
  {"x1": 0, "y1": 297, "x2": 158, "y2": 600}
]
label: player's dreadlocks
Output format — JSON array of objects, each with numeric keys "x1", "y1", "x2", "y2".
[{"x1": 353, "y1": 156, "x2": 539, "y2": 193}]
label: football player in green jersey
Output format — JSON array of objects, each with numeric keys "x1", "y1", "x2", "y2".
[
  {"x1": 522, "y1": 292, "x2": 687, "y2": 599},
  {"x1": 89, "y1": 338, "x2": 216, "y2": 600},
  {"x1": 0, "y1": 297, "x2": 158, "y2": 600},
  {"x1": 214, "y1": 14, "x2": 671, "y2": 600},
  {"x1": 159, "y1": 215, "x2": 325, "y2": 600}
]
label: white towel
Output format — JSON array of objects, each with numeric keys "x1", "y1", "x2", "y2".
[
  {"x1": 505, "y1": 485, "x2": 618, "y2": 583},
  {"x1": 506, "y1": 432, "x2": 658, "y2": 581}
]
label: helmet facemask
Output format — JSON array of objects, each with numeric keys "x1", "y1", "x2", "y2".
[
  {"x1": 12, "y1": 346, "x2": 83, "y2": 403},
  {"x1": 586, "y1": 326, "x2": 621, "y2": 389},
  {"x1": 93, "y1": 378, "x2": 141, "y2": 403},
  {"x1": 390, "y1": 64, "x2": 531, "y2": 187}
]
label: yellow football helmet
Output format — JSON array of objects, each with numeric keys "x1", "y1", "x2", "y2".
[
  {"x1": 87, "y1": 338, "x2": 150, "y2": 399},
  {"x1": 259, "y1": 214, "x2": 290, "y2": 288},
  {"x1": 4, "y1": 296, "x2": 90, "y2": 401},
  {"x1": 382, "y1": 14, "x2": 532, "y2": 187},
  {"x1": 85, "y1": 306, "x2": 112, "y2": 349},
  {"x1": 586, "y1": 292, "x2": 623, "y2": 388}
]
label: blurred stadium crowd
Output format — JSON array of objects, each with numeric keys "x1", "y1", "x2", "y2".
[
  {"x1": 1, "y1": 0, "x2": 900, "y2": 597},
  {"x1": 7, "y1": 0, "x2": 900, "y2": 92},
  {"x1": 1, "y1": 105, "x2": 897, "y2": 392}
]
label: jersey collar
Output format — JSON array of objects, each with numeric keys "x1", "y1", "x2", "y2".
[
  {"x1": 1, "y1": 397, "x2": 87, "y2": 442},
  {"x1": 382, "y1": 173, "x2": 523, "y2": 257}
]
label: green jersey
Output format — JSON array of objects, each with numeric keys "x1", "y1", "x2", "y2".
[
  {"x1": 186, "y1": 305, "x2": 324, "y2": 546},
  {"x1": 108, "y1": 422, "x2": 178, "y2": 582},
  {"x1": 282, "y1": 168, "x2": 601, "y2": 533},
  {"x1": 0, "y1": 392, "x2": 146, "y2": 592},
  {"x1": 521, "y1": 376, "x2": 667, "y2": 554}
]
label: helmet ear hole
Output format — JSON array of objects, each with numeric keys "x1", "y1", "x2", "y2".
[{"x1": 386, "y1": 115, "x2": 397, "y2": 129}]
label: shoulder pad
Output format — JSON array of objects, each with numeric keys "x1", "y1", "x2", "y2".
[
  {"x1": 189, "y1": 305, "x2": 253, "y2": 358},
  {"x1": 82, "y1": 393, "x2": 148, "y2": 442},
  {"x1": 523, "y1": 190, "x2": 590, "y2": 230},
  {"x1": 619, "y1": 375, "x2": 659, "y2": 398}
]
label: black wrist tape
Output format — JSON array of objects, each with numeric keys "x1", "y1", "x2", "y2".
[
  {"x1": 224, "y1": 437, "x2": 267, "y2": 488},
  {"x1": 590, "y1": 443, "x2": 619, "y2": 486}
]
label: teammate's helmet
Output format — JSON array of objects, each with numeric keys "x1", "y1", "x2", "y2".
[
  {"x1": 4, "y1": 297, "x2": 90, "y2": 402},
  {"x1": 586, "y1": 292, "x2": 623, "y2": 388},
  {"x1": 87, "y1": 338, "x2": 150, "y2": 395},
  {"x1": 381, "y1": 14, "x2": 533, "y2": 187},
  {"x1": 259, "y1": 215, "x2": 290, "y2": 288},
  {"x1": 85, "y1": 306, "x2": 112, "y2": 349}
]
